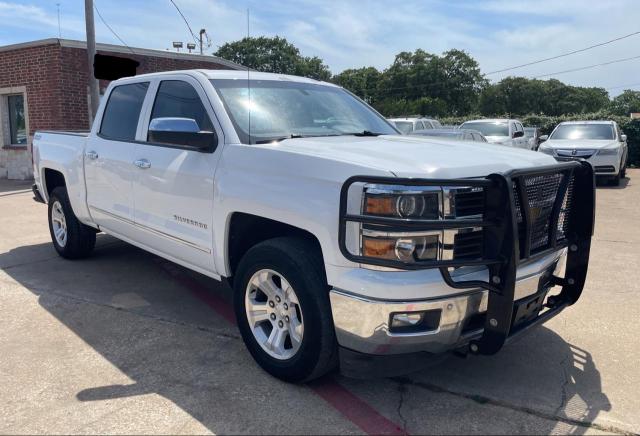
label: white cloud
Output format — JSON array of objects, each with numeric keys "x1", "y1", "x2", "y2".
[{"x1": 0, "y1": 1, "x2": 85, "y2": 35}]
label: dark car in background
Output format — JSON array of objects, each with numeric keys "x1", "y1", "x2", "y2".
[{"x1": 410, "y1": 128, "x2": 487, "y2": 142}]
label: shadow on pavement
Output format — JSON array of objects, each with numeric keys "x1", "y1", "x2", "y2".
[
  {"x1": 0, "y1": 238, "x2": 612, "y2": 434},
  {"x1": 596, "y1": 176, "x2": 630, "y2": 189}
]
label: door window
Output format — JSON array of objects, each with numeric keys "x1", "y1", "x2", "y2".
[
  {"x1": 149, "y1": 80, "x2": 214, "y2": 143},
  {"x1": 99, "y1": 82, "x2": 149, "y2": 141}
]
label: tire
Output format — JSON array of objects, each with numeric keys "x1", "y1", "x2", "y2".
[
  {"x1": 233, "y1": 237, "x2": 337, "y2": 383},
  {"x1": 620, "y1": 158, "x2": 627, "y2": 179},
  {"x1": 48, "y1": 187, "x2": 96, "y2": 259}
]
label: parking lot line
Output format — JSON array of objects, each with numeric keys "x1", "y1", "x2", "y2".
[{"x1": 155, "y1": 258, "x2": 406, "y2": 435}]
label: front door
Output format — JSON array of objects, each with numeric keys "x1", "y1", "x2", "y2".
[
  {"x1": 132, "y1": 77, "x2": 222, "y2": 274},
  {"x1": 85, "y1": 81, "x2": 150, "y2": 238}
]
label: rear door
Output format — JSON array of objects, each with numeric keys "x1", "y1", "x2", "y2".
[
  {"x1": 85, "y1": 81, "x2": 149, "y2": 238},
  {"x1": 132, "y1": 75, "x2": 224, "y2": 274}
]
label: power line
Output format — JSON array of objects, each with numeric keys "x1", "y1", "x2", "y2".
[
  {"x1": 93, "y1": 2, "x2": 135, "y2": 54},
  {"x1": 169, "y1": 0, "x2": 199, "y2": 44},
  {"x1": 533, "y1": 54, "x2": 640, "y2": 79},
  {"x1": 486, "y1": 30, "x2": 640, "y2": 75}
]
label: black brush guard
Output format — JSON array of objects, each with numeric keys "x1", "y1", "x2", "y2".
[{"x1": 338, "y1": 161, "x2": 595, "y2": 356}]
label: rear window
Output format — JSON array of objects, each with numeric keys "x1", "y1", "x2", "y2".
[
  {"x1": 393, "y1": 121, "x2": 414, "y2": 134},
  {"x1": 461, "y1": 121, "x2": 509, "y2": 137},
  {"x1": 550, "y1": 124, "x2": 615, "y2": 140},
  {"x1": 100, "y1": 82, "x2": 149, "y2": 141}
]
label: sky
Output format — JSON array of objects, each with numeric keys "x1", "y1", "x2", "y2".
[{"x1": 1, "y1": 0, "x2": 639, "y2": 96}]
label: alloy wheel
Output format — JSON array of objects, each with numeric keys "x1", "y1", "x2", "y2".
[{"x1": 245, "y1": 269, "x2": 304, "y2": 360}]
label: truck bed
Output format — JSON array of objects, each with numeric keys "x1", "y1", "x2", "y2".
[{"x1": 36, "y1": 130, "x2": 90, "y2": 137}]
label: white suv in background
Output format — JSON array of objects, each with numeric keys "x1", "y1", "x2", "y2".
[
  {"x1": 538, "y1": 121, "x2": 628, "y2": 186},
  {"x1": 460, "y1": 119, "x2": 531, "y2": 149},
  {"x1": 388, "y1": 117, "x2": 442, "y2": 134}
]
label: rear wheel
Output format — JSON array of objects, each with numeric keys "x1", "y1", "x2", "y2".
[
  {"x1": 48, "y1": 187, "x2": 96, "y2": 259},
  {"x1": 233, "y1": 237, "x2": 337, "y2": 382}
]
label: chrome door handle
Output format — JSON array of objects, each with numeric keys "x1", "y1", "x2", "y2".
[
  {"x1": 86, "y1": 150, "x2": 99, "y2": 160},
  {"x1": 134, "y1": 159, "x2": 151, "y2": 169}
]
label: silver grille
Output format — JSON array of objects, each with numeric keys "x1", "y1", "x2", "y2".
[{"x1": 556, "y1": 149, "x2": 596, "y2": 159}]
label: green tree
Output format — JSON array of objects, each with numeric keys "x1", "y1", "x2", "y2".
[
  {"x1": 332, "y1": 67, "x2": 381, "y2": 103},
  {"x1": 368, "y1": 49, "x2": 485, "y2": 116},
  {"x1": 215, "y1": 36, "x2": 331, "y2": 80},
  {"x1": 478, "y1": 84, "x2": 507, "y2": 115},
  {"x1": 477, "y1": 77, "x2": 610, "y2": 117},
  {"x1": 609, "y1": 90, "x2": 640, "y2": 116}
]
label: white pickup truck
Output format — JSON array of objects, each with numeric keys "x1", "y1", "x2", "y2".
[{"x1": 32, "y1": 70, "x2": 595, "y2": 382}]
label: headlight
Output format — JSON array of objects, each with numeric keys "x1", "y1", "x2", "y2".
[
  {"x1": 364, "y1": 186, "x2": 441, "y2": 219},
  {"x1": 597, "y1": 147, "x2": 619, "y2": 156},
  {"x1": 342, "y1": 182, "x2": 486, "y2": 267},
  {"x1": 538, "y1": 146, "x2": 555, "y2": 156}
]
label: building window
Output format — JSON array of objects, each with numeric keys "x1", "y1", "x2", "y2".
[{"x1": 8, "y1": 95, "x2": 27, "y2": 145}]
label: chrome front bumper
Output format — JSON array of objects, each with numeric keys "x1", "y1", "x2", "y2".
[{"x1": 330, "y1": 254, "x2": 564, "y2": 355}]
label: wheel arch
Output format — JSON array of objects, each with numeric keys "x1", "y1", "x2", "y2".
[
  {"x1": 42, "y1": 167, "x2": 67, "y2": 200},
  {"x1": 225, "y1": 212, "x2": 326, "y2": 285}
]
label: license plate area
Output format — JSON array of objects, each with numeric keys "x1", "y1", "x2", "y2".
[{"x1": 511, "y1": 288, "x2": 549, "y2": 328}]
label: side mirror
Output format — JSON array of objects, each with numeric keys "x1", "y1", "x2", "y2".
[
  {"x1": 621, "y1": 134, "x2": 627, "y2": 142},
  {"x1": 148, "y1": 117, "x2": 217, "y2": 152},
  {"x1": 539, "y1": 135, "x2": 548, "y2": 142},
  {"x1": 513, "y1": 130, "x2": 524, "y2": 139}
]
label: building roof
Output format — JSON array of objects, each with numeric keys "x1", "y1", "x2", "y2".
[{"x1": 0, "y1": 38, "x2": 243, "y2": 70}]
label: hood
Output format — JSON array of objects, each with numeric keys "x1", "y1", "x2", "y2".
[
  {"x1": 542, "y1": 139, "x2": 619, "y2": 149},
  {"x1": 485, "y1": 135, "x2": 510, "y2": 144},
  {"x1": 260, "y1": 135, "x2": 556, "y2": 179}
]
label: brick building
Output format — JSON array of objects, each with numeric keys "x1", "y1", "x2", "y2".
[{"x1": 0, "y1": 38, "x2": 243, "y2": 179}]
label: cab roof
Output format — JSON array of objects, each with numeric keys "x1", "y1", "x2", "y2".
[
  {"x1": 557, "y1": 120, "x2": 615, "y2": 125},
  {"x1": 129, "y1": 69, "x2": 340, "y2": 87}
]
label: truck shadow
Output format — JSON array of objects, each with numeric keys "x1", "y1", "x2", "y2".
[{"x1": 0, "y1": 237, "x2": 611, "y2": 434}]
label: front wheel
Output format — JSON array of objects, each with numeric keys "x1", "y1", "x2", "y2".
[{"x1": 233, "y1": 237, "x2": 337, "y2": 383}]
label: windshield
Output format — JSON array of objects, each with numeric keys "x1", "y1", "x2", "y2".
[
  {"x1": 550, "y1": 124, "x2": 615, "y2": 140},
  {"x1": 393, "y1": 121, "x2": 414, "y2": 134},
  {"x1": 211, "y1": 79, "x2": 397, "y2": 144},
  {"x1": 461, "y1": 121, "x2": 509, "y2": 137}
]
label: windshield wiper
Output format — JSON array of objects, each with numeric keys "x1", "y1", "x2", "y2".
[
  {"x1": 342, "y1": 130, "x2": 384, "y2": 137},
  {"x1": 254, "y1": 134, "x2": 305, "y2": 144}
]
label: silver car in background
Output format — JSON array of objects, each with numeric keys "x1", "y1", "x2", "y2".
[
  {"x1": 410, "y1": 128, "x2": 487, "y2": 142},
  {"x1": 460, "y1": 119, "x2": 531, "y2": 149},
  {"x1": 538, "y1": 121, "x2": 628, "y2": 186},
  {"x1": 388, "y1": 117, "x2": 442, "y2": 134}
]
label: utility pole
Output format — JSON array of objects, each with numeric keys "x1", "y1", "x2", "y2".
[
  {"x1": 199, "y1": 29, "x2": 205, "y2": 55},
  {"x1": 56, "y1": 3, "x2": 61, "y2": 39},
  {"x1": 85, "y1": 0, "x2": 100, "y2": 120}
]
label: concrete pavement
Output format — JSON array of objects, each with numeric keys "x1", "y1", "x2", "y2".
[{"x1": 0, "y1": 172, "x2": 638, "y2": 435}]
